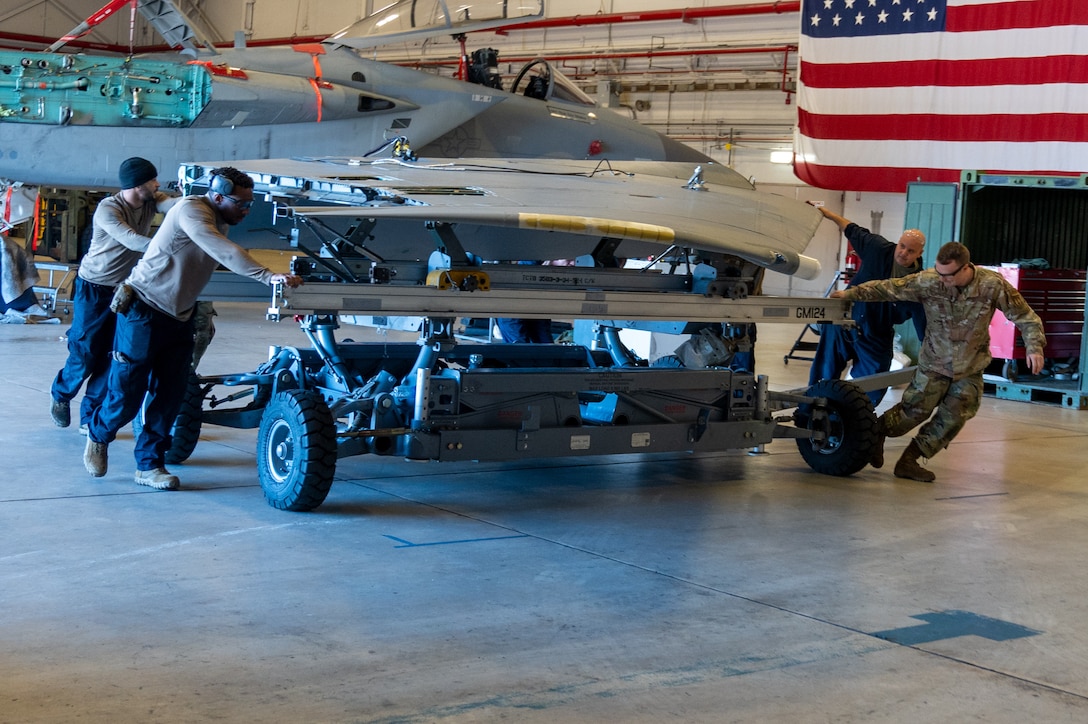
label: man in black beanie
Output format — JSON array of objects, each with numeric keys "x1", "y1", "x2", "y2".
[
  {"x1": 82, "y1": 166, "x2": 302, "y2": 490},
  {"x1": 49, "y1": 157, "x2": 177, "y2": 430},
  {"x1": 117, "y1": 157, "x2": 158, "y2": 191}
]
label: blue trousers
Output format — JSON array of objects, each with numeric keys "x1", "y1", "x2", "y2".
[
  {"x1": 0, "y1": 286, "x2": 38, "y2": 312},
  {"x1": 87, "y1": 297, "x2": 195, "y2": 471},
  {"x1": 51, "y1": 278, "x2": 116, "y2": 427},
  {"x1": 808, "y1": 324, "x2": 894, "y2": 407},
  {"x1": 495, "y1": 317, "x2": 553, "y2": 343}
]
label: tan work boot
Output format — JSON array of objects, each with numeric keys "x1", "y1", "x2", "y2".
[
  {"x1": 894, "y1": 440, "x2": 935, "y2": 483},
  {"x1": 135, "y1": 467, "x2": 180, "y2": 490},
  {"x1": 84, "y1": 439, "x2": 108, "y2": 477},
  {"x1": 870, "y1": 417, "x2": 887, "y2": 469}
]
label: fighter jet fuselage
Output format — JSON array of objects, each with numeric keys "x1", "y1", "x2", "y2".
[{"x1": 0, "y1": 45, "x2": 708, "y2": 189}]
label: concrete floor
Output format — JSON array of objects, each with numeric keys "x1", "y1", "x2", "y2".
[{"x1": 3, "y1": 303, "x2": 1088, "y2": 723}]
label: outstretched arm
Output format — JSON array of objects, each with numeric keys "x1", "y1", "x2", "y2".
[{"x1": 806, "y1": 201, "x2": 852, "y2": 233}]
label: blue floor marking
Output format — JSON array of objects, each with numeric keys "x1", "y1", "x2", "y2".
[
  {"x1": 870, "y1": 610, "x2": 1042, "y2": 645},
  {"x1": 384, "y1": 533, "x2": 530, "y2": 548}
]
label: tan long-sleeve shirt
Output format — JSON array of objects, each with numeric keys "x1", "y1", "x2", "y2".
[
  {"x1": 128, "y1": 195, "x2": 273, "y2": 321},
  {"x1": 78, "y1": 191, "x2": 175, "y2": 286}
]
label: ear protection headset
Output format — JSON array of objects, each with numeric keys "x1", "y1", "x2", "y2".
[{"x1": 209, "y1": 173, "x2": 234, "y2": 196}]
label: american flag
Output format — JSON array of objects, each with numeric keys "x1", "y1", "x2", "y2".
[{"x1": 794, "y1": 0, "x2": 1088, "y2": 192}]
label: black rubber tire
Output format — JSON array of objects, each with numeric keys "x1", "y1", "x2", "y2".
[
  {"x1": 1002, "y1": 358, "x2": 1019, "y2": 382},
  {"x1": 131, "y1": 373, "x2": 204, "y2": 464},
  {"x1": 649, "y1": 354, "x2": 684, "y2": 368},
  {"x1": 795, "y1": 379, "x2": 878, "y2": 477},
  {"x1": 257, "y1": 389, "x2": 337, "y2": 512},
  {"x1": 165, "y1": 373, "x2": 204, "y2": 464}
]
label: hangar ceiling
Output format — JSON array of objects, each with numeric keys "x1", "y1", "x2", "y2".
[{"x1": 0, "y1": 1, "x2": 803, "y2": 179}]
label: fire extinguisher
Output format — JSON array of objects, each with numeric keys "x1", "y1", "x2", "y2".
[{"x1": 843, "y1": 244, "x2": 861, "y2": 282}]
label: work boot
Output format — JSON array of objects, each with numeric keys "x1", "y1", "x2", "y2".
[
  {"x1": 84, "y1": 439, "x2": 108, "y2": 477},
  {"x1": 134, "y1": 467, "x2": 180, "y2": 491},
  {"x1": 870, "y1": 417, "x2": 887, "y2": 469},
  {"x1": 894, "y1": 440, "x2": 936, "y2": 483},
  {"x1": 50, "y1": 398, "x2": 71, "y2": 428}
]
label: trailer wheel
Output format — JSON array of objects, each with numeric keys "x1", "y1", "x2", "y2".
[
  {"x1": 795, "y1": 379, "x2": 877, "y2": 477},
  {"x1": 257, "y1": 389, "x2": 337, "y2": 512},
  {"x1": 165, "y1": 373, "x2": 204, "y2": 464},
  {"x1": 131, "y1": 373, "x2": 204, "y2": 463}
]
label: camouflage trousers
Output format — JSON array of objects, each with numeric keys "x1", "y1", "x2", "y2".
[
  {"x1": 191, "y1": 301, "x2": 217, "y2": 371},
  {"x1": 881, "y1": 369, "x2": 983, "y2": 459}
]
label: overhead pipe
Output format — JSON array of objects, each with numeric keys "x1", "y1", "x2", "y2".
[
  {"x1": 780, "y1": 45, "x2": 793, "y2": 103},
  {"x1": 496, "y1": 2, "x2": 801, "y2": 33},
  {"x1": 407, "y1": 44, "x2": 797, "y2": 70},
  {"x1": 0, "y1": 31, "x2": 121, "y2": 53},
  {"x1": 406, "y1": 45, "x2": 797, "y2": 97},
  {"x1": 478, "y1": 45, "x2": 796, "y2": 66},
  {"x1": 0, "y1": 31, "x2": 329, "y2": 55}
]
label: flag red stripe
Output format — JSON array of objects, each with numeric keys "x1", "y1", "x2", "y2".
[
  {"x1": 797, "y1": 110, "x2": 1088, "y2": 143},
  {"x1": 791, "y1": 162, "x2": 1082, "y2": 194},
  {"x1": 947, "y1": 0, "x2": 1088, "y2": 33},
  {"x1": 800, "y1": 55, "x2": 1088, "y2": 88},
  {"x1": 793, "y1": 163, "x2": 962, "y2": 193}
]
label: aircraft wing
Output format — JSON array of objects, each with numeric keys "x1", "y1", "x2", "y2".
[{"x1": 218, "y1": 157, "x2": 824, "y2": 279}]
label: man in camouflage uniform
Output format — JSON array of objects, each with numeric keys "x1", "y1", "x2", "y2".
[{"x1": 831, "y1": 242, "x2": 1045, "y2": 483}]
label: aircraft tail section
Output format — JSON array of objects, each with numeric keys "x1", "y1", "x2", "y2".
[
  {"x1": 0, "y1": 51, "x2": 209, "y2": 128},
  {"x1": 137, "y1": 0, "x2": 219, "y2": 55}
]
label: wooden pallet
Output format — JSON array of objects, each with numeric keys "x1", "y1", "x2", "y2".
[{"x1": 985, "y1": 378, "x2": 1088, "y2": 409}]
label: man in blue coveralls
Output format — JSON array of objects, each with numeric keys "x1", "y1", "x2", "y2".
[{"x1": 807, "y1": 202, "x2": 927, "y2": 407}]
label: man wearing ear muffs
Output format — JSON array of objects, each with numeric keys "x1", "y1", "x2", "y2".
[{"x1": 82, "y1": 167, "x2": 303, "y2": 490}]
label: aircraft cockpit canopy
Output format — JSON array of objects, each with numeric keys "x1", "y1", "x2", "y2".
[
  {"x1": 326, "y1": 0, "x2": 545, "y2": 49},
  {"x1": 510, "y1": 59, "x2": 596, "y2": 107}
]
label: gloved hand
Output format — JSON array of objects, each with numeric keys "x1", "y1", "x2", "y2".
[{"x1": 110, "y1": 283, "x2": 135, "y2": 314}]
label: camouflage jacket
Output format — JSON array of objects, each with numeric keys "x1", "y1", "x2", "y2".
[{"x1": 840, "y1": 265, "x2": 1045, "y2": 380}]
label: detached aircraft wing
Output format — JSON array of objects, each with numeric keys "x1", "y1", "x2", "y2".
[{"x1": 197, "y1": 156, "x2": 823, "y2": 280}]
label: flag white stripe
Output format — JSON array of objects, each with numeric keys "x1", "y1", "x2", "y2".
[
  {"x1": 795, "y1": 137, "x2": 1088, "y2": 172},
  {"x1": 799, "y1": 25, "x2": 1088, "y2": 65},
  {"x1": 798, "y1": 84, "x2": 1088, "y2": 116}
]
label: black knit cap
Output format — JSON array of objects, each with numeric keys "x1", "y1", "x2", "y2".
[{"x1": 118, "y1": 157, "x2": 157, "y2": 189}]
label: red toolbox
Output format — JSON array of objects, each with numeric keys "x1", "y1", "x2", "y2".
[{"x1": 987, "y1": 266, "x2": 1086, "y2": 361}]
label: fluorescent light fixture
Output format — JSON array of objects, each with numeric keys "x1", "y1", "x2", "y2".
[{"x1": 769, "y1": 150, "x2": 793, "y2": 164}]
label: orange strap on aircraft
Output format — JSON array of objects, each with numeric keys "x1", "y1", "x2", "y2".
[
  {"x1": 308, "y1": 78, "x2": 323, "y2": 122},
  {"x1": 292, "y1": 45, "x2": 330, "y2": 122},
  {"x1": 187, "y1": 60, "x2": 248, "y2": 79},
  {"x1": 306, "y1": 78, "x2": 334, "y2": 122},
  {"x1": 293, "y1": 43, "x2": 326, "y2": 79}
]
